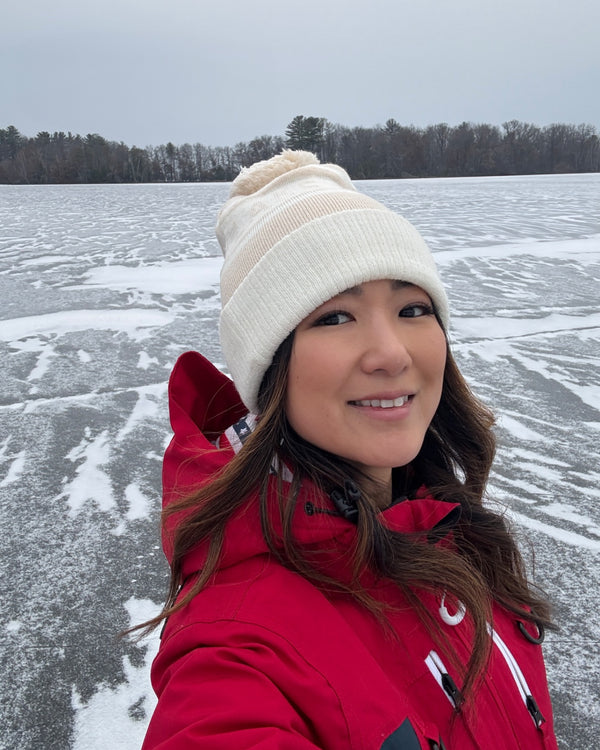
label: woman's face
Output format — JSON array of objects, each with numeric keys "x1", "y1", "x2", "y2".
[{"x1": 286, "y1": 279, "x2": 447, "y2": 488}]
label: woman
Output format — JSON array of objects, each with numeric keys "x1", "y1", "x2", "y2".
[{"x1": 141, "y1": 151, "x2": 557, "y2": 749}]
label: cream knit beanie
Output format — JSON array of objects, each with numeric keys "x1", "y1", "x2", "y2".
[{"x1": 216, "y1": 150, "x2": 449, "y2": 412}]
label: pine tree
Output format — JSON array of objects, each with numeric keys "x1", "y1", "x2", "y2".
[{"x1": 285, "y1": 115, "x2": 326, "y2": 156}]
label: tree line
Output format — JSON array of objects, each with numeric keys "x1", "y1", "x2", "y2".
[{"x1": 1, "y1": 116, "x2": 598, "y2": 185}]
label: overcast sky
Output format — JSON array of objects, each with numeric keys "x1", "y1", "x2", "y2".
[{"x1": 3, "y1": 0, "x2": 599, "y2": 147}]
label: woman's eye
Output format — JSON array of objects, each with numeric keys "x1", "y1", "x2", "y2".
[
  {"x1": 314, "y1": 311, "x2": 352, "y2": 326},
  {"x1": 399, "y1": 303, "x2": 434, "y2": 318}
]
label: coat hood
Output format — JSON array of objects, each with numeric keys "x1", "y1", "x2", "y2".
[{"x1": 162, "y1": 351, "x2": 460, "y2": 580}]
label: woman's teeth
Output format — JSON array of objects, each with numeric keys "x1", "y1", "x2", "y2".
[{"x1": 353, "y1": 396, "x2": 408, "y2": 408}]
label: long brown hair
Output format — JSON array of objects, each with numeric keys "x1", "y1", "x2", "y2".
[{"x1": 139, "y1": 331, "x2": 553, "y2": 699}]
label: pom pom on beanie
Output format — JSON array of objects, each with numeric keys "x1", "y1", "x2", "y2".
[
  {"x1": 216, "y1": 150, "x2": 449, "y2": 412},
  {"x1": 230, "y1": 150, "x2": 320, "y2": 196}
]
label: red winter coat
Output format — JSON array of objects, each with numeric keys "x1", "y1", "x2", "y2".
[{"x1": 143, "y1": 351, "x2": 558, "y2": 750}]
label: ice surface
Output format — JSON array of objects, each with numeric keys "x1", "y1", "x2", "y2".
[{"x1": 1, "y1": 175, "x2": 599, "y2": 749}]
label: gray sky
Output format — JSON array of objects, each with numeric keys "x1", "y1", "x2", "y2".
[{"x1": 3, "y1": 0, "x2": 599, "y2": 148}]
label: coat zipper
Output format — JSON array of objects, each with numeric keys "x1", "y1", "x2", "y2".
[
  {"x1": 425, "y1": 650, "x2": 463, "y2": 709},
  {"x1": 487, "y1": 624, "x2": 545, "y2": 729}
]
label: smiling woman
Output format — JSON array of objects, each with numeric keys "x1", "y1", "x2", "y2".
[
  {"x1": 287, "y1": 280, "x2": 447, "y2": 489},
  {"x1": 137, "y1": 151, "x2": 558, "y2": 749}
]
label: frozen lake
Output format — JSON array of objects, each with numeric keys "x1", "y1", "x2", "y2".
[{"x1": 0, "y1": 174, "x2": 599, "y2": 749}]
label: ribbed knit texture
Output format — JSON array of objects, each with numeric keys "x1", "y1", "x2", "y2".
[{"x1": 216, "y1": 151, "x2": 449, "y2": 412}]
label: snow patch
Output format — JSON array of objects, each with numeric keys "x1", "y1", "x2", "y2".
[
  {"x1": 0, "y1": 450, "x2": 26, "y2": 487},
  {"x1": 435, "y1": 234, "x2": 600, "y2": 266},
  {"x1": 539, "y1": 502, "x2": 600, "y2": 538},
  {"x1": 496, "y1": 414, "x2": 545, "y2": 442},
  {"x1": 58, "y1": 428, "x2": 115, "y2": 516},
  {"x1": 27, "y1": 345, "x2": 56, "y2": 381},
  {"x1": 0, "y1": 435, "x2": 13, "y2": 460},
  {"x1": 71, "y1": 598, "x2": 160, "y2": 750},
  {"x1": 452, "y1": 311, "x2": 600, "y2": 342},
  {"x1": 116, "y1": 384, "x2": 166, "y2": 443},
  {"x1": 113, "y1": 484, "x2": 153, "y2": 536},
  {"x1": 79, "y1": 257, "x2": 223, "y2": 295},
  {"x1": 0, "y1": 309, "x2": 175, "y2": 343},
  {"x1": 125, "y1": 484, "x2": 151, "y2": 522},
  {"x1": 137, "y1": 351, "x2": 159, "y2": 370},
  {"x1": 19, "y1": 254, "x2": 73, "y2": 266},
  {"x1": 508, "y1": 509, "x2": 600, "y2": 551},
  {"x1": 504, "y1": 447, "x2": 570, "y2": 467}
]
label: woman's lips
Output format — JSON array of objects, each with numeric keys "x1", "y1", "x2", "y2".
[{"x1": 348, "y1": 395, "x2": 412, "y2": 408}]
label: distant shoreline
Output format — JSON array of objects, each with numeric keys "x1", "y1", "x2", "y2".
[{"x1": 1, "y1": 117, "x2": 599, "y2": 184}]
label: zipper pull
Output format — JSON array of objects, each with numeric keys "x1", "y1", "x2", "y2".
[
  {"x1": 526, "y1": 695, "x2": 546, "y2": 728},
  {"x1": 441, "y1": 673, "x2": 464, "y2": 710},
  {"x1": 425, "y1": 650, "x2": 464, "y2": 710}
]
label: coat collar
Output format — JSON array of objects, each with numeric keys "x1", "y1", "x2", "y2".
[{"x1": 164, "y1": 351, "x2": 461, "y2": 582}]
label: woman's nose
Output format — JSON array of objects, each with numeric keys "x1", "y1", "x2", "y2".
[{"x1": 359, "y1": 319, "x2": 412, "y2": 375}]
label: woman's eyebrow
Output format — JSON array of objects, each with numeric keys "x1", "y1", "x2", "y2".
[
  {"x1": 338, "y1": 280, "x2": 414, "y2": 296},
  {"x1": 338, "y1": 286, "x2": 362, "y2": 296}
]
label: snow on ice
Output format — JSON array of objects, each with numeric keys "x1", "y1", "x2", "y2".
[{"x1": 0, "y1": 175, "x2": 599, "y2": 749}]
